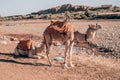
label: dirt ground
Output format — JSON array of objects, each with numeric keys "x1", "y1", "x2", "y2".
[{"x1": 0, "y1": 19, "x2": 120, "y2": 80}]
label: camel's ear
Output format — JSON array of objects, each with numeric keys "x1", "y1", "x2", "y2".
[
  {"x1": 88, "y1": 24, "x2": 91, "y2": 28},
  {"x1": 96, "y1": 23, "x2": 98, "y2": 26},
  {"x1": 51, "y1": 20, "x2": 55, "y2": 24},
  {"x1": 96, "y1": 23, "x2": 102, "y2": 29}
]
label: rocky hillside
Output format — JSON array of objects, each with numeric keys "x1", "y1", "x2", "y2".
[
  {"x1": 1, "y1": 4, "x2": 120, "y2": 21},
  {"x1": 31, "y1": 4, "x2": 93, "y2": 14}
]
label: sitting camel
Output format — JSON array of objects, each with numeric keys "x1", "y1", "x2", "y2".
[
  {"x1": 39, "y1": 20, "x2": 76, "y2": 68},
  {"x1": 14, "y1": 38, "x2": 43, "y2": 59},
  {"x1": 74, "y1": 23, "x2": 102, "y2": 52}
]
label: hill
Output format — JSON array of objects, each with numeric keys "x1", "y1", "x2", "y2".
[{"x1": 1, "y1": 4, "x2": 120, "y2": 21}]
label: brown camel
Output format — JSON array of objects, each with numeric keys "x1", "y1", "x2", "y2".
[
  {"x1": 39, "y1": 20, "x2": 75, "y2": 68},
  {"x1": 14, "y1": 38, "x2": 46, "y2": 59},
  {"x1": 74, "y1": 23, "x2": 102, "y2": 53}
]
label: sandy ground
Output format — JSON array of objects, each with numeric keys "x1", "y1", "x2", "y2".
[{"x1": 0, "y1": 19, "x2": 120, "y2": 80}]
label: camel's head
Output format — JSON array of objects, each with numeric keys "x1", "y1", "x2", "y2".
[
  {"x1": 88, "y1": 23, "x2": 102, "y2": 31},
  {"x1": 51, "y1": 20, "x2": 56, "y2": 24},
  {"x1": 86, "y1": 23, "x2": 103, "y2": 40}
]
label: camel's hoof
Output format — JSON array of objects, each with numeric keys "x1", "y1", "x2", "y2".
[
  {"x1": 48, "y1": 64, "x2": 52, "y2": 67},
  {"x1": 70, "y1": 64, "x2": 75, "y2": 67},
  {"x1": 49, "y1": 63, "x2": 53, "y2": 67},
  {"x1": 62, "y1": 64, "x2": 69, "y2": 69}
]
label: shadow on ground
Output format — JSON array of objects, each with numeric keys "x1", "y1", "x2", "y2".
[{"x1": 0, "y1": 52, "x2": 49, "y2": 66}]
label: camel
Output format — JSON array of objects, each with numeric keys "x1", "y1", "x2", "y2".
[
  {"x1": 38, "y1": 20, "x2": 76, "y2": 68},
  {"x1": 74, "y1": 23, "x2": 102, "y2": 53},
  {"x1": 14, "y1": 38, "x2": 44, "y2": 59},
  {"x1": 14, "y1": 38, "x2": 35, "y2": 57}
]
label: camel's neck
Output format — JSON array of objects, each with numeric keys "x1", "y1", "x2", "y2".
[
  {"x1": 74, "y1": 30, "x2": 97, "y2": 43},
  {"x1": 86, "y1": 29, "x2": 97, "y2": 40}
]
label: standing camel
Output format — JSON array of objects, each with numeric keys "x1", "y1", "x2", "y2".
[{"x1": 40, "y1": 20, "x2": 75, "y2": 68}]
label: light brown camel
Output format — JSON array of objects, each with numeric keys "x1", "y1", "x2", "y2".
[
  {"x1": 74, "y1": 23, "x2": 102, "y2": 52},
  {"x1": 86, "y1": 24, "x2": 102, "y2": 40},
  {"x1": 39, "y1": 20, "x2": 75, "y2": 68}
]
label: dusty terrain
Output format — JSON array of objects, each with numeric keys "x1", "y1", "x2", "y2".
[{"x1": 0, "y1": 19, "x2": 120, "y2": 80}]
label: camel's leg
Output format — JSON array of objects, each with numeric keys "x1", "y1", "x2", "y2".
[
  {"x1": 44, "y1": 35, "x2": 52, "y2": 66},
  {"x1": 63, "y1": 41, "x2": 70, "y2": 68},
  {"x1": 69, "y1": 42, "x2": 74, "y2": 67},
  {"x1": 14, "y1": 48, "x2": 19, "y2": 56},
  {"x1": 14, "y1": 48, "x2": 20, "y2": 58},
  {"x1": 68, "y1": 30, "x2": 74, "y2": 67},
  {"x1": 46, "y1": 48, "x2": 52, "y2": 66}
]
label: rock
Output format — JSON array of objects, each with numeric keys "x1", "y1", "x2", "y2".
[{"x1": 54, "y1": 56, "x2": 64, "y2": 61}]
